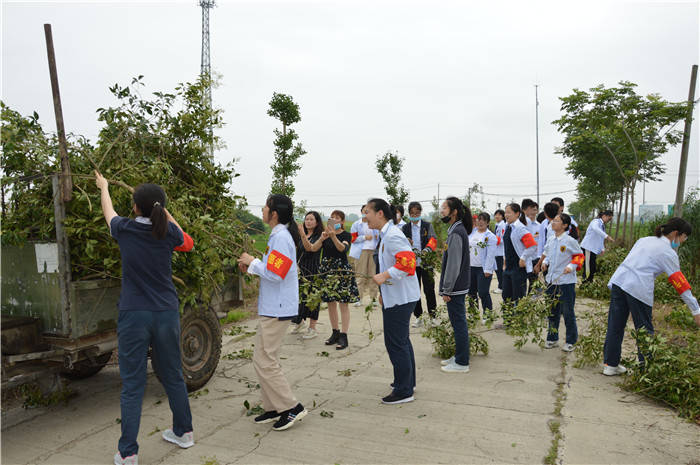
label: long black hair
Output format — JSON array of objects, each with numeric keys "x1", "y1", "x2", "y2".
[
  {"x1": 559, "y1": 213, "x2": 579, "y2": 240},
  {"x1": 133, "y1": 183, "x2": 168, "y2": 240},
  {"x1": 655, "y1": 217, "x2": 692, "y2": 238},
  {"x1": 266, "y1": 194, "x2": 301, "y2": 246},
  {"x1": 445, "y1": 196, "x2": 473, "y2": 232},
  {"x1": 506, "y1": 202, "x2": 527, "y2": 226},
  {"x1": 303, "y1": 211, "x2": 324, "y2": 237},
  {"x1": 367, "y1": 198, "x2": 397, "y2": 225}
]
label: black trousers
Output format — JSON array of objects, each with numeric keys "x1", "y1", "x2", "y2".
[
  {"x1": 413, "y1": 267, "x2": 437, "y2": 318},
  {"x1": 582, "y1": 249, "x2": 598, "y2": 283},
  {"x1": 495, "y1": 256, "x2": 504, "y2": 290}
]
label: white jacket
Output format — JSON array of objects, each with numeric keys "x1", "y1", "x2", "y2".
[{"x1": 377, "y1": 221, "x2": 421, "y2": 309}]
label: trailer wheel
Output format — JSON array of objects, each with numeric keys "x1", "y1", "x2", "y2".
[
  {"x1": 180, "y1": 304, "x2": 221, "y2": 392},
  {"x1": 61, "y1": 351, "x2": 113, "y2": 380}
]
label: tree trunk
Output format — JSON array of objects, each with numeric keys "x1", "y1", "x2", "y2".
[
  {"x1": 621, "y1": 184, "x2": 630, "y2": 246},
  {"x1": 615, "y1": 188, "x2": 623, "y2": 240},
  {"x1": 630, "y1": 180, "x2": 636, "y2": 243}
]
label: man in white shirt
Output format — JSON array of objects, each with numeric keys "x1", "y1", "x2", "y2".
[
  {"x1": 352, "y1": 205, "x2": 380, "y2": 306},
  {"x1": 522, "y1": 198, "x2": 540, "y2": 293}
]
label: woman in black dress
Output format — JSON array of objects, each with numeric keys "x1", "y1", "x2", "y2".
[
  {"x1": 291, "y1": 211, "x2": 324, "y2": 339},
  {"x1": 320, "y1": 210, "x2": 360, "y2": 350}
]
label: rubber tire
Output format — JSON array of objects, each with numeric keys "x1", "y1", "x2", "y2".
[
  {"x1": 61, "y1": 351, "x2": 113, "y2": 380},
  {"x1": 180, "y1": 305, "x2": 222, "y2": 392}
]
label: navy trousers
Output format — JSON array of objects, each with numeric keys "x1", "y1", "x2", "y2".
[
  {"x1": 117, "y1": 310, "x2": 192, "y2": 457},
  {"x1": 382, "y1": 301, "x2": 417, "y2": 397},
  {"x1": 545, "y1": 283, "x2": 578, "y2": 344},
  {"x1": 467, "y1": 266, "x2": 493, "y2": 316},
  {"x1": 501, "y1": 266, "x2": 528, "y2": 325},
  {"x1": 603, "y1": 285, "x2": 654, "y2": 367},
  {"x1": 495, "y1": 256, "x2": 504, "y2": 290},
  {"x1": 446, "y1": 294, "x2": 470, "y2": 366}
]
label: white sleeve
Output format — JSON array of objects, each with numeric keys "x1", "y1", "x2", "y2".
[{"x1": 680, "y1": 290, "x2": 700, "y2": 315}]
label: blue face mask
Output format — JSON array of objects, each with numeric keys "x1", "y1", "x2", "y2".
[
  {"x1": 333, "y1": 223, "x2": 341, "y2": 230},
  {"x1": 361, "y1": 214, "x2": 366, "y2": 218},
  {"x1": 671, "y1": 240, "x2": 680, "y2": 249},
  {"x1": 410, "y1": 216, "x2": 421, "y2": 222}
]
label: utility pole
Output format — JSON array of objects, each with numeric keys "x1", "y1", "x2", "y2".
[
  {"x1": 44, "y1": 24, "x2": 72, "y2": 203},
  {"x1": 200, "y1": 0, "x2": 215, "y2": 157},
  {"x1": 535, "y1": 84, "x2": 540, "y2": 206},
  {"x1": 673, "y1": 64, "x2": 698, "y2": 217}
]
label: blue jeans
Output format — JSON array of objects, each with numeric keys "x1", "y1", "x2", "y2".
[
  {"x1": 495, "y1": 256, "x2": 504, "y2": 290},
  {"x1": 546, "y1": 283, "x2": 578, "y2": 344},
  {"x1": 117, "y1": 311, "x2": 192, "y2": 457},
  {"x1": 468, "y1": 266, "x2": 493, "y2": 316},
  {"x1": 446, "y1": 294, "x2": 470, "y2": 366},
  {"x1": 603, "y1": 285, "x2": 654, "y2": 367},
  {"x1": 382, "y1": 301, "x2": 417, "y2": 397}
]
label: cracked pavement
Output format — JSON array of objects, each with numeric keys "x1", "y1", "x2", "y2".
[{"x1": 2, "y1": 294, "x2": 699, "y2": 464}]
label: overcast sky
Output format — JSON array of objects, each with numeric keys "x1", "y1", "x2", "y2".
[{"x1": 3, "y1": 0, "x2": 699, "y2": 217}]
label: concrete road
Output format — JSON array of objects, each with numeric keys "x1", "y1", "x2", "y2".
[{"x1": 2, "y1": 297, "x2": 698, "y2": 465}]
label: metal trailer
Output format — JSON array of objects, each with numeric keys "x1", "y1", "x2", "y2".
[{"x1": 1, "y1": 175, "x2": 241, "y2": 392}]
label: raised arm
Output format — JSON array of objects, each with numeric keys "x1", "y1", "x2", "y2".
[{"x1": 95, "y1": 171, "x2": 118, "y2": 228}]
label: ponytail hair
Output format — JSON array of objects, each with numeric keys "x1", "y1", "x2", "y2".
[
  {"x1": 266, "y1": 194, "x2": 301, "y2": 246},
  {"x1": 559, "y1": 213, "x2": 579, "y2": 240},
  {"x1": 506, "y1": 202, "x2": 527, "y2": 226},
  {"x1": 445, "y1": 196, "x2": 473, "y2": 232},
  {"x1": 367, "y1": 198, "x2": 397, "y2": 224},
  {"x1": 133, "y1": 183, "x2": 168, "y2": 240},
  {"x1": 655, "y1": 217, "x2": 692, "y2": 238}
]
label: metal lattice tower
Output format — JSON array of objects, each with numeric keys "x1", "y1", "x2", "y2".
[{"x1": 200, "y1": 0, "x2": 215, "y2": 156}]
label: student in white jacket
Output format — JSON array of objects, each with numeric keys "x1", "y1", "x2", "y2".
[
  {"x1": 468, "y1": 212, "x2": 498, "y2": 322},
  {"x1": 602, "y1": 218, "x2": 700, "y2": 376},
  {"x1": 237, "y1": 194, "x2": 307, "y2": 431},
  {"x1": 580, "y1": 210, "x2": 613, "y2": 284},
  {"x1": 541, "y1": 214, "x2": 584, "y2": 352},
  {"x1": 493, "y1": 209, "x2": 507, "y2": 294},
  {"x1": 367, "y1": 198, "x2": 420, "y2": 405}
]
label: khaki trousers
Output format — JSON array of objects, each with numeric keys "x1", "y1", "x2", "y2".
[
  {"x1": 357, "y1": 249, "x2": 378, "y2": 300},
  {"x1": 252, "y1": 317, "x2": 297, "y2": 412}
]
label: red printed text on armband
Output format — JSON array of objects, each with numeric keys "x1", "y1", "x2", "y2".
[
  {"x1": 570, "y1": 253, "x2": 584, "y2": 270},
  {"x1": 394, "y1": 251, "x2": 416, "y2": 276},
  {"x1": 426, "y1": 237, "x2": 437, "y2": 251},
  {"x1": 267, "y1": 250, "x2": 293, "y2": 279},
  {"x1": 668, "y1": 271, "x2": 691, "y2": 295},
  {"x1": 521, "y1": 233, "x2": 537, "y2": 249}
]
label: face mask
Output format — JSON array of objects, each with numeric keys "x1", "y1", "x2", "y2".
[
  {"x1": 410, "y1": 216, "x2": 421, "y2": 222},
  {"x1": 333, "y1": 223, "x2": 341, "y2": 230},
  {"x1": 671, "y1": 240, "x2": 680, "y2": 249},
  {"x1": 361, "y1": 214, "x2": 366, "y2": 218},
  {"x1": 441, "y1": 215, "x2": 451, "y2": 224}
]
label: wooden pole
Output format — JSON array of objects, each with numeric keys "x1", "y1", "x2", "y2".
[
  {"x1": 673, "y1": 64, "x2": 698, "y2": 217},
  {"x1": 44, "y1": 24, "x2": 72, "y2": 202}
]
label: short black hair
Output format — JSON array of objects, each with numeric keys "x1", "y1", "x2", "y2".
[
  {"x1": 360, "y1": 204, "x2": 366, "y2": 213},
  {"x1": 551, "y1": 197, "x2": 564, "y2": 207},
  {"x1": 395, "y1": 205, "x2": 405, "y2": 216},
  {"x1": 536, "y1": 211, "x2": 546, "y2": 223},
  {"x1": 521, "y1": 198, "x2": 537, "y2": 210},
  {"x1": 599, "y1": 209, "x2": 613, "y2": 217},
  {"x1": 408, "y1": 201, "x2": 422, "y2": 212},
  {"x1": 494, "y1": 209, "x2": 505, "y2": 218},
  {"x1": 544, "y1": 202, "x2": 559, "y2": 220}
]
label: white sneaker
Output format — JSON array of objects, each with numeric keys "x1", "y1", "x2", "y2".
[
  {"x1": 301, "y1": 328, "x2": 318, "y2": 339},
  {"x1": 480, "y1": 318, "x2": 486, "y2": 325},
  {"x1": 162, "y1": 429, "x2": 194, "y2": 448},
  {"x1": 114, "y1": 453, "x2": 138, "y2": 465},
  {"x1": 493, "y1": 289, "x2": 502, "y2": 294},
  {"x1": 441, "y1": 361, "x2": 470, "y2": 373},
  {"x1": 603, "y1": 364, "x2": 627, "y2": 376},
  {"x1": 562, "y1": 343, "x2": 575, "y2": 352},
  {"x1": 440, "y1": 356, "x2": 455, "y2": 366},
  {"x1": 411, "y1": 319, "x2": 424, "y2": 328},
  {"x1": 544, "y1": 341, "x2": 558, "y2": 349},
  {"x1": 430, "y1": 318, "x2": 440, "y2": 327},
  {"x1": 353, "y1": 301, "x2": 363, "y2": 307}
]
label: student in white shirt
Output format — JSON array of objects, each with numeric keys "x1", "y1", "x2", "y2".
[
  {"x1": 351, "y1": 205, "x2": 380, "y2": 306},
  {"x1": 366, "y1": 198, "x2": 420, "y2": 404},
  {"x1": 534, "y1": 202, "x2": 561, "y2": 278},
  {"x1": 580, "y1": 210, "x2": 614, "y2": 284},
  {"x1": 468, "y1": 212, "x2": 498, "y2": 322},
  {"x1": 348, "y1": 205, "x2": 365, "y2": 271},
  {"x1": 522, "y1": 198, "x2": 541, "y2": 293},
  {"x1": 395, "y1": 205, "x2": 407, "y2": 228},
  {"x1": 541, "y1": 214, "x2": 584, "y2": 352},
  {"x1": 602, "y1": 218, "x2": 700, "y2": 376},
  {"x1": 493, "y1": 209, "x2": 507, "y2": 294},
  {"x1": 237, "y1": 194, "x2": 307, "y2": 431}
]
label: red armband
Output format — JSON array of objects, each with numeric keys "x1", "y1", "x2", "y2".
[
  {"x1": 394, "y1": 251, "x2": 416, "y2": 276},
  {"x1": 521, "y1": 233, "x2": 537, "y2": 249},
  {"x1": 426, "y1": 237, "x2": 437, "y2": 251},
  {"x1": 570, "y1": 253, "x2": 584, "y2": 270},
  {"x1": 351, "y1": 232, "x2": 359, "y2": 243},
  {"x1": 497, "y1": 235, "x2": 502, "y2": 246},
  {"x1": 267, "y1": 250, "x2": 293, "y2": 279},
  {"x1": 174, "y1": 232, "x2": 194, "y2": 252},
  {"x1": 668, "y1": 271, "x2": 691, "y2": 295}
]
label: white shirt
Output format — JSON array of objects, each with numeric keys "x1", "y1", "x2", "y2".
[
  {"x1": 377, "y1": 221, "x2": 421, "y2": 309},
  {"x1": 469, "y1": 230, "x2": 486, "y2": 267},
  {"x1": 247, "y1": 224, "x2": 299, "y2": 317},
  {"x1": 348, "y1": 219, "x2": 364, "y2": 259},
  {"x1": 543, "y1": 232, "x2": 583, "y2": 285},
  {"x1": 580, "y1": 218, "x2": 608, "y2": 255},
  {"x1": 411, "y1": 220, "x2": 422, "y2": 267},
  {"x1": 494, "y1": 220, "x2": 506, "y2": 257},
  {"x1": 469, "y1": 229, "x2": 498, "y2": 274},
  {"x1": 397, "y1": 219, "x2": 406, "y2": 228},
  {"x1": 506, "y1": 220, "x2": 538, "y2": 272},
  {"x1": 609, "y1": 236, "x2": 700, "y2": 315},
  {"x1": 356, "y1": 222, "x2": 380, "y2": 251},
  {"x1": 526, "y1": 217, "x2": 540, "y2": 247}
]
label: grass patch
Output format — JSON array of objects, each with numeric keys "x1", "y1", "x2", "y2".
[{"x1": 220, "y1": 310, "x2": 249, "y2": 325}]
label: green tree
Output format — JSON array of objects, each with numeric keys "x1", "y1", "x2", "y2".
[
  {"x1": 553, "y1": 81, "x2": 687, "y2": 245},
  {"x1": 375, "y1": 150, "x2": 409, "y2": 206},
  {"x1": 267, "y1": 92, "x2": 306, "y2": 198}
]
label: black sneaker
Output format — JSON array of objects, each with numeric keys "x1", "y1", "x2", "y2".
[
  {"x1": 381, "y1": 393, "x2": 415, "y2": 405},
  {"x1": 272, "y1": 403, "x2": 308, "y2": 431},
  {"x1": 254, "y1": 410, "x2": 281, "y2": 424}
]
